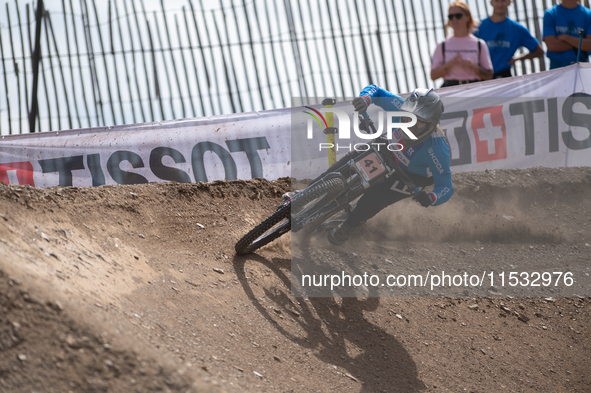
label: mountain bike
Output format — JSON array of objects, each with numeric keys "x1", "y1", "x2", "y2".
[{"x1": 234, "y1": 112, "x2": 420, "y2": 255}]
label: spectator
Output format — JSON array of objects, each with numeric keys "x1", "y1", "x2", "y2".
[
  {"x1": 543, "y1": 0, "x2": 591, "y2": 69},
  {"x1": 431, "y1": 1, "x2": 493, "y2": 87},
  {"x1": 476, "y1": 0, "x2": 544, "y2": 78}
]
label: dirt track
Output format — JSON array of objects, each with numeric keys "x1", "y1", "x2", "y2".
[{"x1": 0, "y1": 167, "x2": 590, "y2": 392}]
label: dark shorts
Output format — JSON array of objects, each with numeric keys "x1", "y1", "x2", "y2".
[
  {"x1": 345, "y1": 172, "x2": 434, "y2": 228},
  {"x1": 493, "y1": 69, "x2": 512, "y2": 78},
  {"x1": 317, "y1": 149, "x2": 434, "y2": 228},
  {"x1": 441, "y1": 79, "x2": 479, "y2": 88}
]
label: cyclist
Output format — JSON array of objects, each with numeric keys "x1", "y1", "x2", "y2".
[{"x1": 327, "y1": 86, "x2": 454, "y2": 245}]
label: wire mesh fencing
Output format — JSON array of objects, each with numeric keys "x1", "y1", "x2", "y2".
[{"x1": 0, "y1": 0, "x2": 587, "y2": 134}]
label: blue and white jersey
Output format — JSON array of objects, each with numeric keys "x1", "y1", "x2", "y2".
[{"x1": 359, "y1": 85, "x2": 453, "y2": 206}]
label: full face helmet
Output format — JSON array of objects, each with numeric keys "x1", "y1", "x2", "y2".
[{"x1": 399, "y1": 88, "x2": 444, "y2": 147}]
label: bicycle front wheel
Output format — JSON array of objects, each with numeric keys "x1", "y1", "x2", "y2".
[
  {"x1": 235, "y1": 203, "x2": 291, "y2": 255},
  {"x1": 291, "y1": 176, "x2": 345, "y2": 232}
]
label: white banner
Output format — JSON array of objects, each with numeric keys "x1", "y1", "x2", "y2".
[
  {"x1": 1, "y1": 64, "x2": 590, "y2": 187},
  {"x1": 0, "y1": 110, "x2": 291, "y2": 188}
]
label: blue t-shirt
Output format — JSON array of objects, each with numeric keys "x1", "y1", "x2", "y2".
[
  {"x1": 476, "y1": 17, "x2": 539, "y2": 74},
  {"x1": 358, "y1": 85, "x2": 453, "y2": 206},
  {"x1": 543, "y1": 4, "x2": 591, "y2": 62}
]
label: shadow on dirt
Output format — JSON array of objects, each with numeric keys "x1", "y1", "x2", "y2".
[{"x1": 233, "y1": 254, "x2": 425, "y2": 393}]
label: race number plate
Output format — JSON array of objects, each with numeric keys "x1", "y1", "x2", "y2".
[{"x1": 354, "y1": 152, "x2": 386, "y2": 182}]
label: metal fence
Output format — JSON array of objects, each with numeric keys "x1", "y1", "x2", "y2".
[{"x1": 0, "y1": 0, "x2": 588, "y2": 134}]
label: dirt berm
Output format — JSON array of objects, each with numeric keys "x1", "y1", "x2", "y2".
[{"x1": 0, "y1": 167, "x2": 590, "y2": 392}]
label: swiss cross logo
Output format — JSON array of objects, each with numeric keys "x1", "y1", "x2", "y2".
[
  {"x1": 471, "y1": 106, "x2": 507, "y2": 162},
  {"x1": 0, "y1": 162, "x2": 36, "y2": 186}
]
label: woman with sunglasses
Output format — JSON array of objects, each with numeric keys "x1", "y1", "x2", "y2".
[{"x1": 431, "y1": 1, "x2": 494, "y2": 87}]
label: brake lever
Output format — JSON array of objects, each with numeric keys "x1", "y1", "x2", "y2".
[{"x1": 358, "y1": 111, "x2": 378, "y2": 134}]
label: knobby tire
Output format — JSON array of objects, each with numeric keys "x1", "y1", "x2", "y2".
[
  {"x1": 234, "y1": 204, "x2": 291, "y2": 255},
  {"x1": 292, "y1": 177, "x2": 345, "y2": 231},
  {"x1": 234, "y1": 177, "x2": 345, "y2": 255}
]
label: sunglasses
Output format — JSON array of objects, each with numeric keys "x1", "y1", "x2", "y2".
[{"x1": 448, "y1": 13, "x2": 464, "y2": 20}]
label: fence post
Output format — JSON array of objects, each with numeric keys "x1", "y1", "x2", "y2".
[{"x1": 28, "y1": 0, "x2": 44, "y2": 133}]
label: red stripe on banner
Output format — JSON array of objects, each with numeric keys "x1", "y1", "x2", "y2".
[{"x1": 0, "y1": 162, "x2": 36, "y2": 186}]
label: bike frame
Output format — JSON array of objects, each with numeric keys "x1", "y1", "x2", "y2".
[{"x1": 291, "y1": 112, "x2": 421, "y2": 233}]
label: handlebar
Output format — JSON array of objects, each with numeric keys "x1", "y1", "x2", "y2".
[{"x1": 358, "y1": 111, "x2": 377, "y2": 135}]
